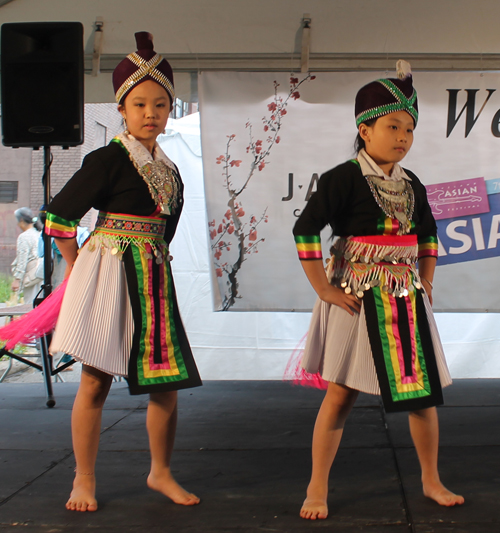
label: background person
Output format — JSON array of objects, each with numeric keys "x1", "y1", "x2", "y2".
[{"x1": 11, "y1": 207, "x2": 43, "y2": 305}]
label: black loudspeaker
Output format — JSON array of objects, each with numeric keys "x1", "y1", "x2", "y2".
[{"x1": 1, "y1": 22, "x2": 84, "y2": 147}]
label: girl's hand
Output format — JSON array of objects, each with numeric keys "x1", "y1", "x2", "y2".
[
  {"x1": 318, "y1": 285, "x2": 361, "y2": 315},
  {"x1": 11, "y1": 279, "x2": 20, "y2": 292}
]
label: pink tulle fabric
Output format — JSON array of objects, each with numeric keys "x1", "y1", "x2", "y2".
[
  {"x1": 282, "y1": 332, "x2": 328, "y2": 390},
  {"x1": 0, "y1": 278, "x2": 68, "y2": 350}
]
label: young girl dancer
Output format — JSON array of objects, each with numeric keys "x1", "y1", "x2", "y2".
[
  {"x1": 293, "y1": 62, "x2": 464, "y2": 520},
  {"x1": 44, "y1": 32, "x2": 202, "y2": 511}
]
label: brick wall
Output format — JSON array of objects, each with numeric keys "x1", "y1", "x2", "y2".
[{"x1": 30, "y1": 103, "x2": 123, "y2": 227}]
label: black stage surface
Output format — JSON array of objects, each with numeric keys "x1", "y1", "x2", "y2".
[{"x1": 1, "y1": 379, "x2": 499, "y2": 532}]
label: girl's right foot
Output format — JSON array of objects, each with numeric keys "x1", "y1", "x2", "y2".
[
  {"x1": 300, "y1": 498, "x2": 328, "y2": 520},
  {"x1": 66, "y1": 473, "x2": 97, "y2": 512},
  {"x1": 147, "y1": 468, "x2": 200, "y2": 506}
]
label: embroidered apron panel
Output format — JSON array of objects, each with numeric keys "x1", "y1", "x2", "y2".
[{"x1": 363, "y1": 286, "x2": 443, "y2": 413}]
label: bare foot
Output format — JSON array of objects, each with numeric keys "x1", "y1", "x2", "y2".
[
  {"x1": 300, "y1": 498, "x2": 328, "y2": 520},
  {"x1": 66, "y1": 473, "x2": 98, "y2": 512},
  {"x1": 147, "y1": 468, "x2": 200, "y2": 506},
  {"x1": 423, "y1": 480, "x2": 464, "y2": 507}
]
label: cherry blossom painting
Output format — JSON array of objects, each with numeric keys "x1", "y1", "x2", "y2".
[{"x1": 209, "y1": 74, "x2": 314, "y2": 310}]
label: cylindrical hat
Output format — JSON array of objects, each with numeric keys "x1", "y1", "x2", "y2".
[
  {"x1": 355, "y1": 60, "x2": 418, "y2": 127},
  {"x1": 113, "y1": 32, "x2": 175, "y2": 105}
]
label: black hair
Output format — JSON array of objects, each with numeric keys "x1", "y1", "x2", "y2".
[{"x1": 353, "y1": 117, "x2": 377, "y2": 154}]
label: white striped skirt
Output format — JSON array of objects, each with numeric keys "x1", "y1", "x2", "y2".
[
  {"x1": 301, "y1": 291, "x2": 452, "y2": 395},
  {"x1": 50, "y1": 242, "x2": 133, "y2": 376}
]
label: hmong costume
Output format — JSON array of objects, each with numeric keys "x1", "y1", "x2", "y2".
[
  {"x1": 293, "y1": 149, "x2": 451, "y2": 413},
  {"x1": 45, "y1": 133, "x2": 202, "y2": 395}
]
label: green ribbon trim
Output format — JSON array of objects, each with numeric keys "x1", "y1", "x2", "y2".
[
  {"x1": 294, "y1": 235, "x2": 321, "y2": 244},
  {"x1": 46, "y1": 212, "x2": 80, "y2": 228}
]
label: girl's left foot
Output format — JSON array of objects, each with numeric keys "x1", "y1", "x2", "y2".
[
  {"x1": 147, "y1": 469, "x2": 200, "y2": 506},
  {"x1": 423, "y1": 480, "x2": 464, "y2": 506}
]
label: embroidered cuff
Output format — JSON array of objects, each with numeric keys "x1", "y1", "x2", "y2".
[
  {"x1": 418, "y1": 236, "x2": 438, "y2": 259},
  {"x1": 45, "y1": 212, "x2": 80, "y2": 239},
  {"x1": 295, "y1": 235, "x2": 322, "y2": 260}
]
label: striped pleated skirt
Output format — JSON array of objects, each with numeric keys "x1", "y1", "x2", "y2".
[
  {"x1": 50, "y1": 241, "x2": 133, "y2": 376},
  {"x1": 302, "y1": 291, "x2": 452, "y2": 396},
  {"x1": 50, "y1": 211, "x2": 201, "y2": 394}
]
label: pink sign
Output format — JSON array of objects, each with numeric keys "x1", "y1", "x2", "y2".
[{"x1": 426, "y1": 177, "x2": 489, "y2": 220}]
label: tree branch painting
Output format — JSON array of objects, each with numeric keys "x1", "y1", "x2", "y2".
[{"x1": 209, "y1": 74, "x2": 315, "y2": 310}]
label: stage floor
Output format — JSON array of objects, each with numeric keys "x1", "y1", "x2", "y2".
[{"x1": 1, "y1": 379, "x2": 499, "y2": 532}]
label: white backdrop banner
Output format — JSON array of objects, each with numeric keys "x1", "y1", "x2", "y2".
[{"x1": 199, "y1": 71, "x2": 500, "y2": 312}]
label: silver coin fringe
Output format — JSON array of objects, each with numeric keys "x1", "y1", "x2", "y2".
[
  {"x1": 84, "y1": 232, "x2": 172, "y2": 265},
  {"x1": 327, "y1": 237, "x2": 423, "y2": 299}
]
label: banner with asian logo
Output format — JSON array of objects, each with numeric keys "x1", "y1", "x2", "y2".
[{"x1": 199, "y1": 71, "x2": 500, "y2": 312}]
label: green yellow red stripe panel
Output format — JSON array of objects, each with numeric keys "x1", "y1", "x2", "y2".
[
  {"x1": 295, "y1": 235, "x2": 322, "y2": 260},
  {"x1": 45, "y1": 212, "x2": 80, "y2": 239},
  {"x1": 418, "y1": 236, "x2": 438, "y2": 259}
]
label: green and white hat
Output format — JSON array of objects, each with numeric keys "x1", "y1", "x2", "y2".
[{"x1": 355, "y1": 60, "x2": 418, "y2": 128}]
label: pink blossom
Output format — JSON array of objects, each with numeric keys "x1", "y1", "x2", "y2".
[
  {"x1": 228, "y1": 225, "x2": 235, "y2": 234},
  {"x1": 249, "y1": 229, "x2": 257, "y2": 241},
  {"x1": 236, "y1": 207, "x2": 245, "y2": 217},
  {"x1": 210, "y1": 229, "x2": 216, "y2": 240},
  {"x1": 268, "y1": 102, "x2": 277, "y2": 112},
  {"x1": 281, "y1": 109, "x2": 287, "y2": 116},
  {"x1": 258, "y1": 161, "x2": 266, "y2": 171},
  {"x1": 263, "y1": 125, "x2": 269, "y2": 132},
  {"x1": 216, "y1": 155, "x2": 225, "y2": 164},
  {"x1": 276, "y1": 136, "x2": 281, "y2": 144},
  {"x1": 311, "y1": 75, "x2": 316, "y2": 80},
  {"x1": 218, "y1": 224, "x2": 223, "y2": 234},
  {"x1": 256, "y1": 140, "x2": 263, "y2": 146},
  {"x1": 225, "y1": 209, "x2": 232, "y2": 219},
  {"x1": 216, "y1": 267, "x2": 223, "y2": 277},
  {"x1": 214, "y1": 250, "x2": 222, "y2": 260},
  {"x1": 291, "y1": 91, "x2": 300, "y2": 100},
  {"x1": 255, "y1": 146, "x2": 262, "y2": 154},
  {"x1": 250, "y1": 216, "x2": 256, "y2": 224},
  {"x1": 230, "y1": 160, "x2": 242, "y2": 167},
  {"x1": 290, "y1": 77, "x2": 299, "y2": 84}
]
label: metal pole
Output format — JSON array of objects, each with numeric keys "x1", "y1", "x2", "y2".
[{"x1": 40, "y1": 146, "x2": 55, "y2": 407}]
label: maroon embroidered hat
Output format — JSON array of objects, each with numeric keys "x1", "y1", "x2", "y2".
[
  {"x1": 113, "y1": 32, "x2": 175, "y2": 105},
  {"x1": 355, "y1": 60, "x2": 418, "y2": 127}
]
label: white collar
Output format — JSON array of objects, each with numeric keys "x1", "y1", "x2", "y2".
[
  {"x1": 116, "y1": 132, "x2": 176, "y2": 171},
  {"x1": 357, "y1": 148, "x2": 411, "y2": 182}
]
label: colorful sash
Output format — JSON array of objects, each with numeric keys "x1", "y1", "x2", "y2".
[
  {"x1": 331, "y1": 235, "x2": 443, "y2": 412},
  {"x1": 363, "y1": 282, "x2": 443, "y2": 412}
]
